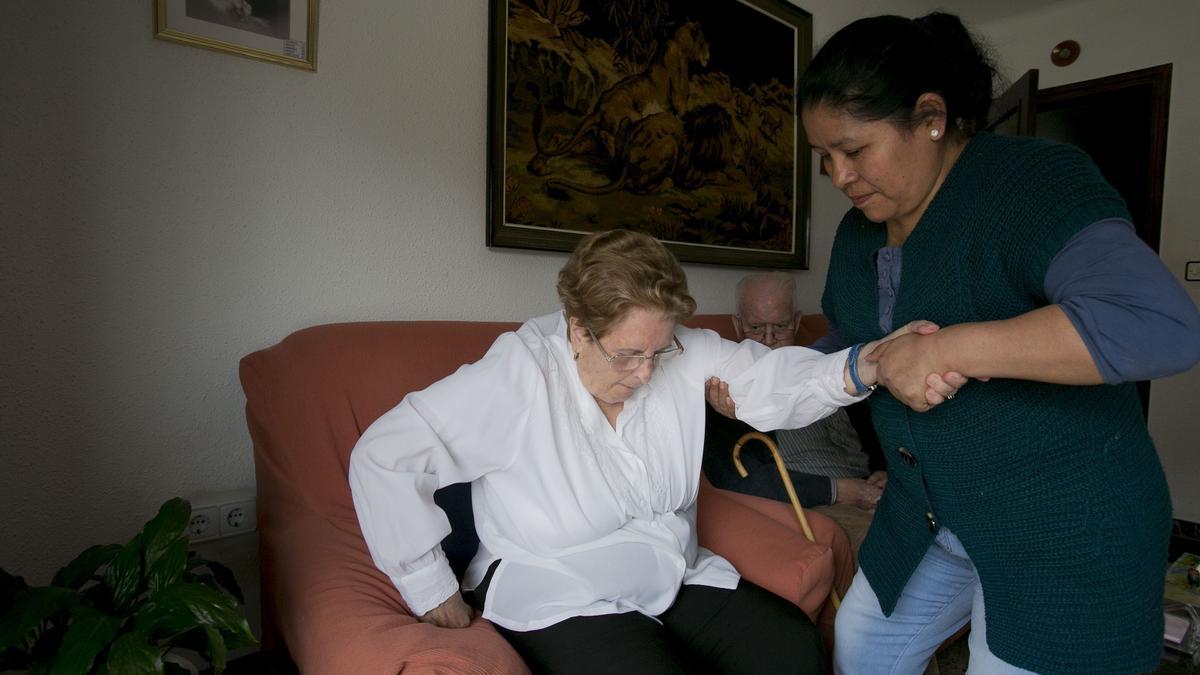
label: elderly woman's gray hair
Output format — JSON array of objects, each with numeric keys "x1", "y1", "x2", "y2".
[{"x1": 557, "y1": 230, "x2": 696, "y2": 338}]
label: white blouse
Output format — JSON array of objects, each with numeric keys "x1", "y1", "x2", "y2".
[{"x1": 348, "y1": 311, "x2": 861, "y2": 631}]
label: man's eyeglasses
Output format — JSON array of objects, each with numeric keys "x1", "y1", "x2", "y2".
[
  {"x1": 588, "y1": 328, "x2": 685, "y2": 372},
  {"x1": 740, "y1": 320, "x2": 795, "y2": 340}
]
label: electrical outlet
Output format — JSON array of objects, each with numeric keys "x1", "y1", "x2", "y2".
[
  {"x1": 190, "y1": 488, "x2": 257, "y2": 541},
  {"x1": 188, "y1": 505, "x2": 221, "y2": 541},
  {"x1": 219, "y1": 499, "x2": 256, "y2": 537},
  {"x1": 1186, "y1": 261, "x2": 1200, "y2": 282}
]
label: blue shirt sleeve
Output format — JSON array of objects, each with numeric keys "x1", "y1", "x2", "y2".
[{"x1": 1047, "y1": 218, "x2": 1200, "y2": 384}]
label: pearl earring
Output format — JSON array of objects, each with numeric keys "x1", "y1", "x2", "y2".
[{"x1": 931, "y1": 128, "x2": 941, "y2": 139}]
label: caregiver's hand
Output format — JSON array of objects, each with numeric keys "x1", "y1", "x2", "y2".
[
  {"x1": 858, "y1": 322, "x2": 968, "y2": 411},
  {"x1": 867, "y1": 328, "x2": 971, "y2": 411}
]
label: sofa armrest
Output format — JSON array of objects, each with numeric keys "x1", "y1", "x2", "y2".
[
  {"x1": 260, "y1": 511, "x2": 528, "y2": 675},
  {"x1": 696, "y1": 479, "x2": 851, "y2": 621}
]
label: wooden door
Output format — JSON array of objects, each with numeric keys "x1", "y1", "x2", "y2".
[{"x1": 986, "y1": 69, "x2": 1039, "y2": 136}]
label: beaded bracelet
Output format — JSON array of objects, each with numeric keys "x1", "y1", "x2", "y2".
[{"x1": 847, "y1": 342, "x2": 877, "y2": 396}]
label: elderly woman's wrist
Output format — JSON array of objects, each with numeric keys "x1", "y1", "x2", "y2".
[{"x1": 847, "y1": 342, "x2": 877, "y2": 395}]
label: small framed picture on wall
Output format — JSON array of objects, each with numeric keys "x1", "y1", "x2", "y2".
[{"x1": 155, "y1": 0, "x2": 318, "y2": 71}]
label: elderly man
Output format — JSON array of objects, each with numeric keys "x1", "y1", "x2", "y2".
[{"x1": 703, "y1": 272, "x2": 886, "y2": 510}]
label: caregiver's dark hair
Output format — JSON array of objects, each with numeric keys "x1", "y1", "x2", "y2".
[{"x1": 797, "y1": 12, "x2": 998, "y2": 138}]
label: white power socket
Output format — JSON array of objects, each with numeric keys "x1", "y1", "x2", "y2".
[
  {"x1": 219, "y1": 499, "x2": 257, "y2": 537},
  {"x1": 187, "y1": 489, "x2": 257, "y2": 541},
  {"x1": 1186, "y1": 261, "x2": 1200, "y2": 282},
  {"x1": 187, "y1": 505, "x2": 221, "y2": 542}
]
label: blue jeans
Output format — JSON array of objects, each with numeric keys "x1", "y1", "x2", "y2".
[{"x1": 833, "y1": 527, "x2": 1038, "y2": 675}]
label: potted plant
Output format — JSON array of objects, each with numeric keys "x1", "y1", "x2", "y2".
[{"x1": 0, "y1": 498, "x2": 256, "y2": 674}]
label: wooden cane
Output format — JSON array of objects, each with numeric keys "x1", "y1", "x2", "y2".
[{"x1": 732, "y1": 431, "x2": 841, "y2": 609}]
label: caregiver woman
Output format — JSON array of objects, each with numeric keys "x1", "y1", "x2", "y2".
[{"x1": 799, "y1": 11, "x2": 1200, "y2": 675}]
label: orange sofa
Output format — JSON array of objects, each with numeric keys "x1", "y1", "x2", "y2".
[{"x1": 238, "y1": 314, "x2": 852, "y2": 673}]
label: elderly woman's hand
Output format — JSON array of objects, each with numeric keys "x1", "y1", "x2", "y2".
[
  {"x1": 706, "y1": 377, "x2": 737, "y2": 419},
  {"x1": 419, "y1": 593, "x2": 474, "y2": 628}
]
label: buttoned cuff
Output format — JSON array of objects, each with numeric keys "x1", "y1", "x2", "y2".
[{"x1": 389, "y1": 547, "x2": 461, "y2": 617}]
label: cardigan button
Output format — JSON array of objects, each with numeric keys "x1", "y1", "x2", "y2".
[
  {"x1": 898, "y1": 447, "x2": 916, "y2": 466},
  {"x1": 925, "y1": 512, "x2": 939, "y2": 533}
]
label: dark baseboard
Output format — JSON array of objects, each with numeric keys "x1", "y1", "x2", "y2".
[{"x1": 1170, "y1": 518, "x2": 1200, "y2": 560}]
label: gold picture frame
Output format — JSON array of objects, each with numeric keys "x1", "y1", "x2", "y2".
[
  {"x1": 486, "y1": 0, "x2": 813, "y2": 269},
  {"x1": 155, "y1": 0, "x2": 318, "y2": 71}
]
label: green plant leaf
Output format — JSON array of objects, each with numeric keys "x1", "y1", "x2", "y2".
[
  {"x1": 51, "y1": 544, "x2": 122, "y2": 590},
  {"x1": 134, "y1": 583, "x2": 255, "y2": 648},
  {"x1": 185, "y1": 556, "x2": 244, "y2": 604},
  {"x1": 0, "y1": 586, "x2": 80, "y2": 651},
  {"x1": 131, "y1": 596, "x2": 191, "y2": 641},
  {"x1": 104, "y1": 533, "x2": 144, "y2": 614},
  {"x1": 49, "y1": 606, "x2": 121, "y2": 675},
  {"x1": 221, "y1": 620, "x2": 258, "y2": 652},
  {"x1": 204, "y1": 625, "x2": 227, "y2": 674},
  {"x1": 143, "y1": 499, "x2": 190, "y2": 572},
  {"x1": 105, "y1": 630, "x2": 163, "y2": 674},
  {"x1": 147, "y1": 537, "x2": 188, "y2": 596}
]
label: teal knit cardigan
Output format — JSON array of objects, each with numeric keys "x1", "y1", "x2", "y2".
[{"x1": 822, "y1": 133, "x2": 1172, "y2": 674}]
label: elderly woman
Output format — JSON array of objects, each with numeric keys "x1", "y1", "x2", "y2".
[{"x1": 348, "y1": 230, "x2": 947, "y2": 674}]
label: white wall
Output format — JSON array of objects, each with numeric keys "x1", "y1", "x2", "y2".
[
  {"x1": 0, "y1": 1, "x2": 924, "y2": 586},
  {"x1": 951, "y1": 0, "x2": 1200, "y2": 521}
]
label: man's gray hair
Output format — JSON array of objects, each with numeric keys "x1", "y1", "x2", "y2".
[{"x1": 735, "y1": 271, "x2": 797, "y2": 313}]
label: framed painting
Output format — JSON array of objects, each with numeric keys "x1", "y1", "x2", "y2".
[
  {"x1": 155, "y1": 0, "x2": 318, "y2": 71},
  {"x1": 486, "y1": 0, "x2": 812, "y2": 268}
]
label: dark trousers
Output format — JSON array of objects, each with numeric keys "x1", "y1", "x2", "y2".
[{"x1": 472, "y1": 570, "x2": 826, "y2": 675}]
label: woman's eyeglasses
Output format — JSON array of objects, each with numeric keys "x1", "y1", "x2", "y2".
[{"x1": 588, "y1": 328, "x2": 685, "y2": 372}]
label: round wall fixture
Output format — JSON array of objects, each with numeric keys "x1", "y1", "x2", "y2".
[{"x1": 1051, "y1": 40, "x2": 1081, "y2": 66}]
